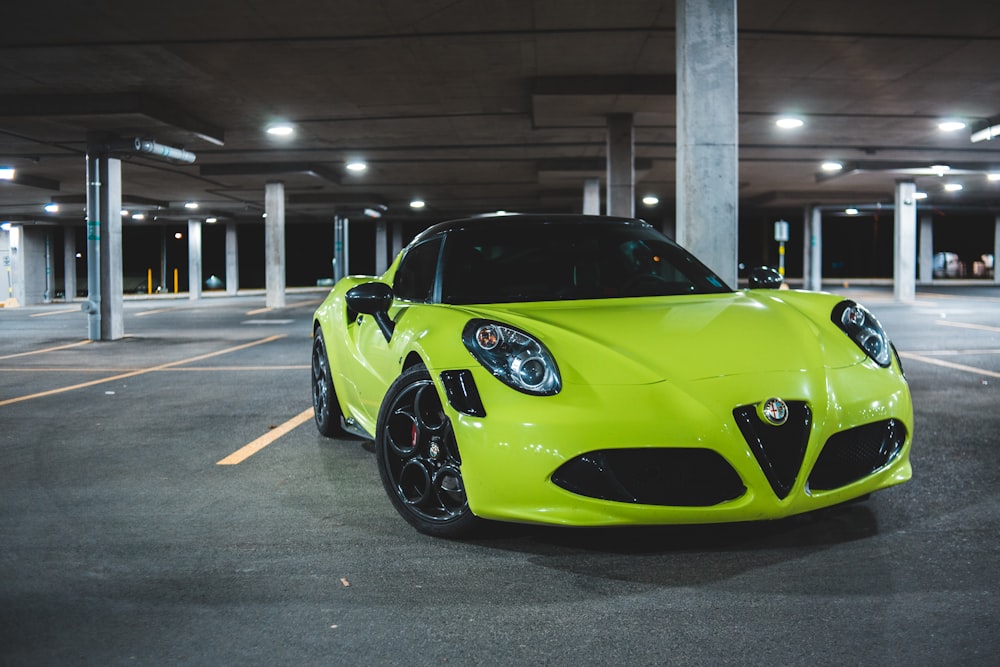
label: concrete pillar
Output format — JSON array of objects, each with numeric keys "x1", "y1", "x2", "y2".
[
  {"x1": 9, "y1": 225, "x2": 47, "y2": 306},
  {"x1": 63, "y1": 229, "x2": 77, "y2": 301},
  {"x1": 392, "y1": 222, "x2": 404, "y2": 263},
  {"x1": 375, "y1": 218, "x2": 389, "y2": 275},
  {"x1": 918, "y1": 212, "x2": 934, "y2": 284},
  {"x1": 225, "y1": 223, "x2": 239, "y2": 295},
  {"x1": 802, "y1": 206, "x2": 822, "y2": 291},
  {"x1": 98, "y1": 156, "x2": 124, "y2": 340},
  {"x1": 994, "y1": 214, "x2": 1000, "y2": 285},
  {"x1": 187, "y1": 219, "x2": 202, "y2": 300},
  {"x1": 1, "y1": 226, "x2": 12, "y2": 305},
  {"x1": 606, "y1": 114, "x2": 635, "y2": 218},
  {"x1": 676, "y1": 0, "x2": 739, "y2": 288},
  {"x1": 583, "y1": 177, "x2": 601, "y2": 215},
  {"x1": 893, "y1": 180, "x2": 917, "y2": 302},
  {"x1": 264, "y1": 181, "x2": 286, "y2": 308}
]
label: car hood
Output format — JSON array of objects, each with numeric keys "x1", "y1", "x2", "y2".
[{"x1": 464, "y1": 291, "x2": 862, "y2": 386}]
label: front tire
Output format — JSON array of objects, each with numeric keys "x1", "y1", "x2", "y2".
[
  {"x1": 312, "y1": 328, "x2": 344, "y2": 437},
  {"x1": 375, "y1": 365, "x2": 480, "y2": 537}
]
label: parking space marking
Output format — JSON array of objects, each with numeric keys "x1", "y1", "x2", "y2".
[
  {"x1": 217, "y1": 407, "x2": 314, "y2": 465},
  {"x1": 29, "y1": 308, "x2": 80, "y2": 318},
  {"x1": 0, "y1": 335, "x2": 285, "y2": 407},
  {"x1": 898, "y1": 351, "x2": 1000, "y2": 379},
  {"x1": 936, "y1": 320, "x2": 1000, "y2": 334},
  {"x1": 0, "y1": 340, "x2": 91, "y2": 360}
]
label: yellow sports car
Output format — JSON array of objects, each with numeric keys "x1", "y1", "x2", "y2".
[{"x1": 312, "y1": 214, "x2": 912, "y2": 537}]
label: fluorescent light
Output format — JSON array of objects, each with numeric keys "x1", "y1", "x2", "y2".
[
  {"x1": 776, "y1": 117, "x2": 804, "y2": 129},
  {"x1": 938, "y1": 120, "x2": 966, "y2": 132},
  {"x1": 206, "y1": 217, "x2": 218, "y2": 223},
  {"x1": 914, "y1": 192, "x2": 928, "y2": 200},
  {"x1": 346, "y1": 161, "x2": 367, "y2": 173},
  {"x1": 409, "y1": 199, "x2": 426, "y2": 209},
  {"x1": 845, "y1": 208, "x2": 859, "y2": 215},
  {"x1": 121, "y1": 209, "x2": 130, "y2": 216},
  {"x1": 944, "y1": 183, "x2": 963, "y2": 192},
  {"x1": 266, "y1": 124, "x2": 295, "y2": 137},
  {"x1": 1, "y1": 222, "x2": 11, "y2": 231},
  {"x1": 930, "y1": 164, "x2": 951, "y2": 176},
  {"x1": 133, "y1": 213, "x2": 146, "y2": 220},
  {"x1": 971, "y1": 123, "x2": 1000, "y2": 143},
  {"x1": 44, "y1": 203, "x2": 59, "y2": 213},
  {"x1": 642, "y1": 195, "x2": 660, "y2": 206},
  {"x1": 184, "y1": 201, "x2": 199, "y2": 209},
  {"x1": 988, "y1": 172, "x2": 1000, "y2": 181},
  {"x1": 821, "y1": 161, "x2": 843, "y2": 172},
  {"x1": 0, "y1": 167, "x2": 14, "y2": 180}
]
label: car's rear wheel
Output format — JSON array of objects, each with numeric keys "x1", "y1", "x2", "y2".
[
  {"x1": 311, "y1": 328, "x2": 344, "y2": 437},
  {"x1": 376, "y1": 365, "x2": 480, "y2": 537}
]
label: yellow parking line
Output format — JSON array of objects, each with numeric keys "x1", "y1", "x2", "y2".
[
  {"x1": 936, "y1": 320, "x2": 1000, "y2": 334},
  {"x1": 898, "y1": 351, "x2": 1000, "y2": 379},
  {"x1": 0, "y1": 335, "x2": 285, "y2": 407},
  {"x1": 29, "y1": 308, "x2": 80, "y2": 318},
  {"x1": 0, "y1": 340, "x2": 91, "y2": 360},
  {"x1": 217, "y1": 407, "x2": 314, "y2": 465}
]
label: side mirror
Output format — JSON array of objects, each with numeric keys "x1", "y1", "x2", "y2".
[
  {"x1": 748, "y1": 266, "x2": 784, "y2": 289},
  {"x1": 346, "y1": 282, "x2": 395, "y2": 342}
]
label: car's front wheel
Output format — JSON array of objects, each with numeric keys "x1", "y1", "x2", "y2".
[
  {"x1": 375, "y1": 365, "x2": 480, "y2": 537},
  {"x1": 311, "y1": 328, "x2": 344, "y2": 437}
]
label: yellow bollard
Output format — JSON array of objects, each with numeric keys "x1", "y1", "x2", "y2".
[
  {"x1": 147, "y1": 268, "x2": 153, "y2": 295},
  {"x1": 174, "y1": 268, "x2": 179, "y2": 293}
]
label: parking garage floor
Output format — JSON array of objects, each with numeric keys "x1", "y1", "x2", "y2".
[{"x1": 1, "y1": 286, "x2": 998, "y2": 666}]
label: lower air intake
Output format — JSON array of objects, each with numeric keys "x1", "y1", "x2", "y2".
[
  {"x1": 551, "y1": 448, "x2": 745, "y2": 507},
  {"x1": 808, "y1": 419, "x2": 907, "y2": 490}
]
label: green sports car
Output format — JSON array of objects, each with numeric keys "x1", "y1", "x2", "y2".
[{"x1": 311, "y1": 214, "x2": 912, "y2": 537}]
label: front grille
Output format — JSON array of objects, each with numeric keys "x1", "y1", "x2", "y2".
[
  {"x1": 733, "y1": 401, "x2": 812, "y2": 499},
  {"x1": 808, "y1": 419, "x2": 907, "y2": 490},
  {"x1": 551, "y1": 448, "x2": 745, "y2": 507}
]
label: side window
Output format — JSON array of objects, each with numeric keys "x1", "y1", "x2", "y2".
[{"x1": 393, "y1": 238, "x2": 441, "y2": 302}]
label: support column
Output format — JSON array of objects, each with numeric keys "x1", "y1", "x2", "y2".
[
  {"x1": 893, "y1": 180, "x2": 917, "y2": 302},
  {"x1": 63, "y1": 229, "x2": 76, "y2": 301},
  {"x1": 994, "y1": 214, "x2": 1000, "y2": 285},
  {"x1": 333, "y1": 216, "x2": 346, "y2": 282},
  {"x1": 375, "y1": 218, "x2": 389, "y2": 275},
  {"x1": 8, "y1": 225, "x2": 27, "y2": 306},
  {"x1": 606, "y1": 114, "x2": 635, "y2": 217},
  {"x1": 918, "y1": 212, "x2": 934, "y2": 284},
  {"x1": 188, "y1": 219, "x2": 202, "y2": 300},
  {"x1": 264, "y1": 181, "x2": 286, "y2": 308},
  {"x1": 583, "y1": 177, "x2": 601, "y2": 215},
  {"x1": 676, "y1": 0, "x2": 739, "y2": 288},
  {"x1": 98, "y1": 155, "x2": 124, "y2": 340},
  {"x1": 802, "y1": 206, "x2": 822, "y2": 291},
  {"x1": 225, "y1": 223, "x2": 239, "y2": 295}
]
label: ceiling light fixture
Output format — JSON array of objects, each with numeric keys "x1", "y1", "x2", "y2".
[
  {"x1": 930, "y1": 164, "x2": 951, "y2": 176},
  {"x1": 914, "y1": 192, "x2": 929, "y2": 200},
  {"x1": 266, "y1": 123, "x2": 295, "y2": 137},
  {"x1": 206, "y1": 217, "x2": 218, "y2": 223},
  {"x1": 970, "y1": 119, "x2": 1000, "y2": 143},
  {"x1": 346, "y1": 161, "x2": 367, "y2": 173},
  {"x1": 44, "y1": 203, "x2": 59, "y2": 213},
  {"x1": 133, "y1": 213, "x2": 146, "y2": 220},
  {"x1": 184, "y1": 201, "x2": 199, "y2": 209},
  {"x1": 988, "y1": 172, "x2": 1000, "y2": 182},
  {"x1": 409, "y1": 199, "x2": 426, "y2": 209},
  {"x1": 944, "y1": 183, "x2": 963, "y2": 192},
  {"x1": 821, "y1": 161, "x2": 844, "y2": 172},
  {"x1": 775, "y1": 117, "x2": 804, "y2": 129},
  {"x1": 938, "y1": 120, "x2": 966, "y2": 132},
  {"x1": 0, "y1": 167, "x2": 14, "y2": 180},
  {"x1": 845, "y1": 208, "x2": 859, "y2": 216},
  {"x1": 642, "y1": 195, "x2": 660, "y2": 206}
]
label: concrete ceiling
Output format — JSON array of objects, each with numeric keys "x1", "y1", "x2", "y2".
[{"x1": 1, "y1": 0, "x2": 1000, "y2": 228}]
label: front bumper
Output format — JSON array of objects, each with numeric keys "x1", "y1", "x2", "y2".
[{"x1": 436, "y1": 361, "x2": 912, "y2": 526}]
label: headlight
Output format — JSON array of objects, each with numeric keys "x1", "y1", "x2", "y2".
[
  {"x1": 832, "y1": 300, "x2": 892, "y2": 367},
  {"x1": 462, "y1": 319, "x2": 561, "y2": 395}
]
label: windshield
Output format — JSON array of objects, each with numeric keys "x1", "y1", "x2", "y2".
[{"x1": 438, "y1": 221, "x2": 731, "y2": 304}]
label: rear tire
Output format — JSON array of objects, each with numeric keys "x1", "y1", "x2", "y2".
[
  {"x1": 375, "y1": 365, "x2": 481, "y2": 538},
  {"x1": 311, "y1": 328, "x2": 344, "y2": 437}
]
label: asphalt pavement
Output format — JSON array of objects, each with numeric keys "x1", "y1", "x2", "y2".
[{"x1": 1, "y1": 285, "x2": 998, "y2": 666}]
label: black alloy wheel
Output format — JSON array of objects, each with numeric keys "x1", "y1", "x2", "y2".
[
  {"x1": 375, "y1": 365, "x2": 480, "y2": 537},
  {"x1": 311, "y1": 328, "x2": 344, "y2": 437}
]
